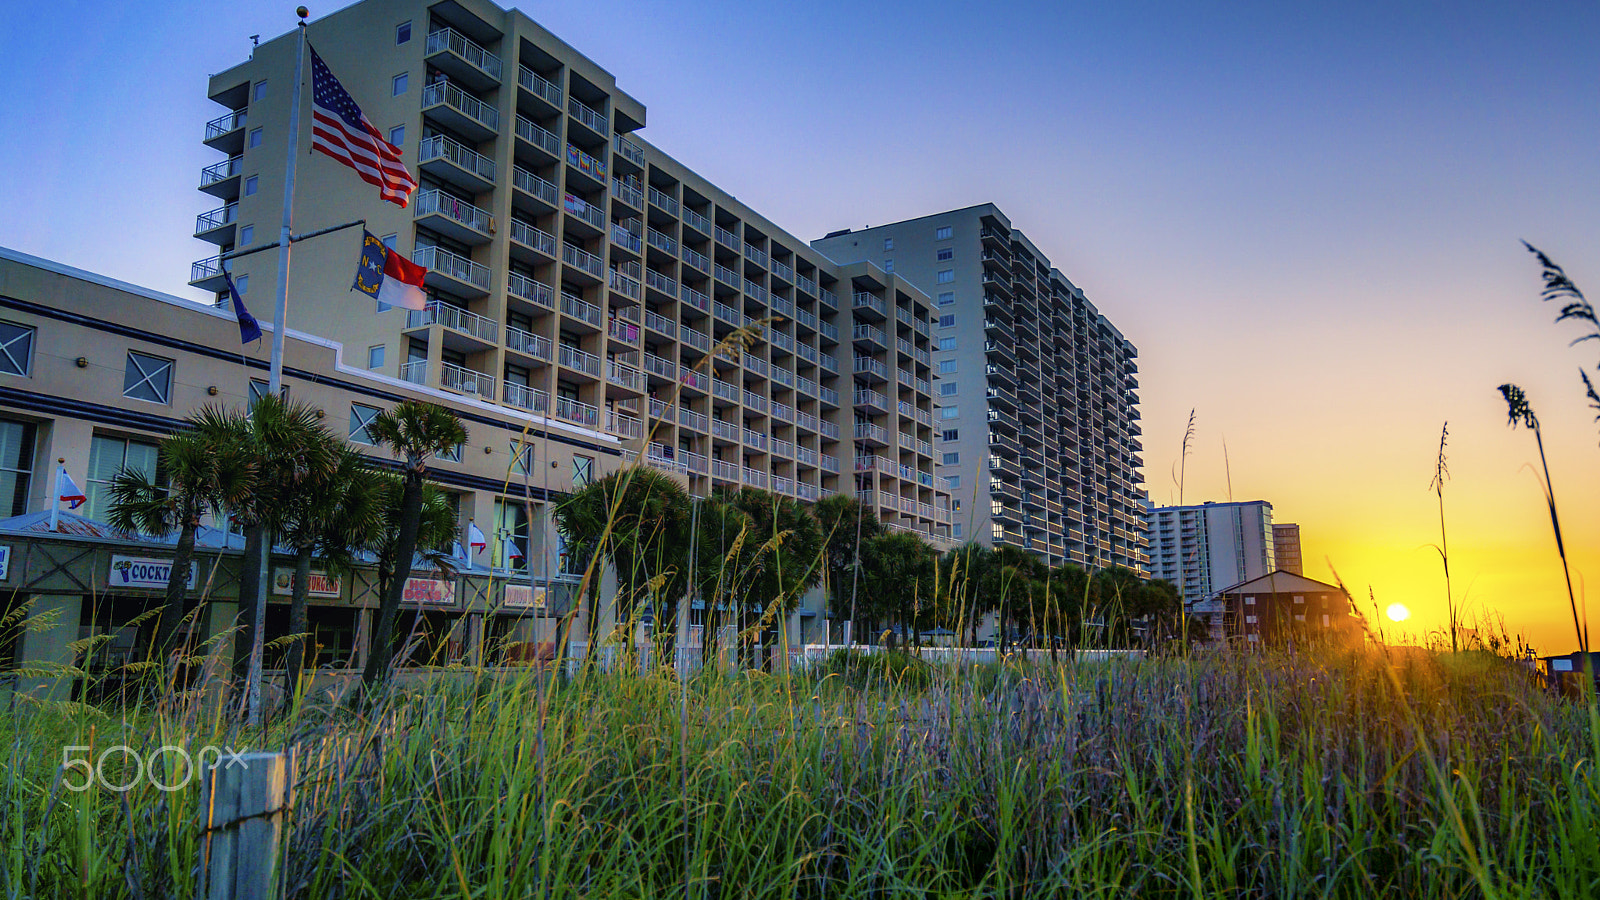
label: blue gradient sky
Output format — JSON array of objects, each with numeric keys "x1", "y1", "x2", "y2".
[{"x1": 3, "y1": 0, "x2": 1597, "y2": 650}]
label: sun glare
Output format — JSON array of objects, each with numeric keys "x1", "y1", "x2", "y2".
[{"x1": 1386, "y1": 603, "x2": 1411, "y2": 623}]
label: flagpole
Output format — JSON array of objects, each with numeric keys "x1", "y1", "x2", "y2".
[
  {"x1": 248, "y1": 8, "x2": 309, "y2": 728},
  {"x1": 48, "y1": 459, "x2": 64, "y2": 533}
]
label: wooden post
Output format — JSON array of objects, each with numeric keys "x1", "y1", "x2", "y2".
[{"x1": 198, "y1": 751, "x2": 291, "y2": 900}]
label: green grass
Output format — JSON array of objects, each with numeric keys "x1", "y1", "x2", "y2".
[{"x1": 2, "y1": 646, "x2": 1596, "y2": 898}]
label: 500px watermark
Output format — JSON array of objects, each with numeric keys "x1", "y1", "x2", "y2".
[{"x1": 59, "y1": 745, "x2": 249, "y2": 792}]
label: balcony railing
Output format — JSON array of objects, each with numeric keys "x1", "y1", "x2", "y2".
[
  {"x1": 611, "y1": 177, "x2": 643, "y2": 209},
  {"x1": 419, "y1": 133, "x2": 495, "y2": 183},
  {"x1": 819, "y1": 420, "x2": 840, "y2": 439},
  {"x1": 683, "y1": 207, "x2": 711, "y2": 233},
  {"x1": 554, "y1": 395, "x2": 600, "y2": 428},
  {"x1": 743, "y1": 390, "x2": 768, "y2": 414},
  {"x1": 407, "y1": 300, "x2": 497, "y2": 342},
  {"x1": 421, "y1": 81, "x2": 499, "y2": 132},
  {"x1": 507, "y1": 272, "x2": 555, "y2": 310},
  {"x1": 426, "y1": 28, "x2": 502, "y2": 80},
  {"x1": 714, "y1": 224, "x2": 739, "y2": 249},
  {"x1": 502, "y1": 381, "x2": 548, "y2": 413},
  {"x1": 505, "y1": 325, "x2": 552, "y2": 361},
  {"x1": 195, "y1": 202, "x2": 237, "y2": 234},
  {"x1": 644, "y1": 269, "x2": 678, "y2": 299},
  {"x1": 559, "y1": 343, "x2": 602, "y2": 377},
  {"x1": 644, "y1": 309, "x2": 677, "y2": 338},
  {"x1": 682, "y1": 246, "x2": 709, "y2": 273},
  {"x1": 608, "y1": 361, "x2": 644, "y2": 392},
  {"x1": 560, "y1": 292, "x2": 602, "y2": 327},
  {"x1": 204, "y1": 109, "x2": 246, "y2": 141},
  {"x1": 643, "y1": 353, "x2": 676, "y2": 379},
  {"x1": 568, "y1": 97, "x2": 608, "y2": 134},
  {"x1": 646, "y1": 227, "x2": 677, "y2": 255},
  {"x1": 414, "y1": 190, "x2": 494, "y2": 237},
  {"x1": 647, "y1": 185, "x2": 679, "y2": 216},
  {"x1": 852, "y1": 292, "x2": 886, "y2": 316},
  {"x1": 515, "y1": 115, "x2": 560, "y2": 156},
  {"x1": 614, "y1": 134, "x2": 645, "y2": 167},
  {"x1": 512, "y1": 166, "x2": 557, "y2": 206},
  {"x1": 562, "y1": 244, "x2": 604, "y2": 279},
  {"x1": 607, "y1": 409, "x2": 642, "y2": 438},
  {"x1": 200, "y1": 155, "x2": 243, "y2": 187},
  {"x1": 743, "y1": 243, "x2": 768, "y2": 268},
  {"x1": 439, "y1": 361, "x2": 494, "y2": 400},
  {"x1": 565, "y1": 143, "x2": 607, "y2": 181},
  {"x1": 563, "y1": 193, "x2": 605, "y2": 230},
  {"x1": 608, "y1": 267, "x2": 641, "y2": 300},
  {"x1": 510, "y1": 220, "x2": 556, "y2": 257},
  {"x1": 517, "y1": 65, "x2": 562, "y2": 107},
  {"x1": 681, "y1": 284, "x2": 710, "y2": 313},
  {"x1": 412, "y1": 246, "x2": 490, "y2": 290}
]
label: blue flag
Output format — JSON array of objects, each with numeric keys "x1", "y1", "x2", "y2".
[{"x1": 223, "y1": 272, "x2": 262, "y2": 344}]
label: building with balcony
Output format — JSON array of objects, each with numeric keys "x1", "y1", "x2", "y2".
[
  {"x1": 813, "y1": 204, "x2": 1146, "y2": 572},
  {"x1": 1272, "y1": 523, "x2": 1303, "y2": 576},
  {"x1": 191, "y1": 0, "x2": 951, "y2": 578},
  {"x1": 1145, "y1": 500, "x2": 1277, "y2": 638}
]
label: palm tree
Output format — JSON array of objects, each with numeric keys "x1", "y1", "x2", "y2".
[
  {"x1": 814, "y1": 494, "x2": 882, "y2": 643},
  {"x1": 724, "y1": 487, "x2": 823, "y2": 669},
  {"x1": 105, "y1": 406, "x2": 254, "y2": 665},
  {"x1": 944, "y1": 543, "x2": 998, "y2": 652},
  {"x1": 277, "y1": 444, "x2": 385, "y2": 693},
  {"x1": 230, "y1": 395, "x2": 342, "y2": 684},
  {"x1": 859, "y1": 531, "x2": 937, "y2": 648},
  {"x1": 555, "y1": 468, "x2": 693, "y2": 661},
  {"x1": 361, "y1": 400, "x2": 468, "y2": 690}
]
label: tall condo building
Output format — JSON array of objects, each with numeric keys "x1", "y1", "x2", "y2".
[
  {"x1": 189, "y1": 0, "x2": 951, "y2": 553},
  {"x1": 812, "y1": 206, "x2": 1146, "y2": 572},
  {"x1": 1145, "y1": 500, "x2": 1277, "y2": 636},
  {"x1": 1272, "y1": 523, "x2": 1303, "y2": 576}
]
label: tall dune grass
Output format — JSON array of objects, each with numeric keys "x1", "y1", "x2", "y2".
[{"x1": 2, "y1": 644, "x2": 1596, "y2": 899}]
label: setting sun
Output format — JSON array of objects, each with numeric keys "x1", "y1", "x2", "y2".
[{"x1": 1386, "y1": 604, "x2": 1412, "y2": 623}]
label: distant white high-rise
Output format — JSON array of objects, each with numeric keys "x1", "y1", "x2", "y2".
[{"x1": 1145, "y1": 501, "x2": 1276, "y2": 637}]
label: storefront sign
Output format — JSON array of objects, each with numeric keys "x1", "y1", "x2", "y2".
[
  {"x1": 503, "y1": 583, "x2": 546, "y2": 610},
  {"x1": 0, "y1": 544, "x2": 10, "y2": 581},
  {"x1": 402, "y1": 576, "x2": 456, "y2": 607},
  {"x1": 271, "y1": 567, "x2": 342, "y2": 598},
  {"x1": 109, "y1": 555, "x2": 197, "y2": 591}
]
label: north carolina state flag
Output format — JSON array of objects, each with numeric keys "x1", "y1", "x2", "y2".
[{"x1": 352, "y1": 230, "x2": 428, "y2": 311}]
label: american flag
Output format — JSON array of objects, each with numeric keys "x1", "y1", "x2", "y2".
[{"x1": 308, "y1": 46, "x2": 417, "y2": 207}]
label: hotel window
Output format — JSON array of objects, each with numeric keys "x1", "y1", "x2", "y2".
[
  {"x1": 937, "y1": 292, "x2": 954, "y2": 306},
  {"x1": 883, "y1": 259, "x2": 894, "y2": 273},
  {"x1": 942, "y1": 452, "x2": 960, "y2": 465},
  {"x1": 939, "y1": 406, "x2": 959, "y2": 419},
  {"x1": 349, "y1": 403, "x2": 381, "y2": 445},
  {"x1": 948, "y1": 475, "x2": 961, "y2": 489},
  {"x1": 86, "y1": 434, "x2": 159, "y2": 521},
  {"x1": 244, "y1": 176, "x2": 258, "y2": 196},
  {"x1": 883, "y1": 238, "x2": 894, "y2": 251},
  {"x1": 953, "y1": 523, "x2": 963, "y2": 538},
  {"x1": 0, "y1": 419, "x2": 35, "y2": 517},
  {"x1": 248, "y1": 379, "x2": 288, "y2": 409},
  {"x1": 938, "y1": 360, "x2": 957, "y2": 374},
  {"x1": 239, "y1": 225, "x2": 254, "y2": 246},
  {"x1": 367, "y1": 345, "x2": 385, "y2": 369},
  {"x1": 392, "y1": 72, "x2": 408, "y2": 96},
  {"x1": 941, "y1": 429, "x2": 958, "y2": 442},
  {"x1": 389, "y1": 125, "x2": 405, "y2": 146},
  {"x1": 0, "y1": 321, "x2": 35, "y2": 377},
  {"x1": 939, "y1": 337, "x2": 956, "y2": 351},
  {"x1": 123, "y1": 351, "x2": 173, "y2": 404},
  {"x1": 509, "y1": 439, "x2": 535, "y2": 474},
  {"x1": 253, "y1": 81, "x2": 267, "y2": 102},
  {"x1": 396, "y1": 20, "x2": 412, "y2": 43},
  {"x1": 940, "y1": 382, "x2": 958, "y2": 396},
  {"x1": 248, "y1": 128, "x2": 262, "y2": 149},
  {"x1": 937, "y1": 248, "x2": 953, "y2": 261},
  {"x1": 936, "y1": 226, "x2": 952, "y2": 240},
  {"x1": 938, "y1": 315, "x2": 955, "y2": 328},
  {"x1": 573, "y1": 454, "x2": 594, "y2": 487},
  {"x1": 235, "y1": 274, "x2": 249, "y2": 294},
  {"x1": 936, "y1": 270, "x2": 954, "y2": 284},
  {"x1": 494, "y1": 498, "x2": 530, "y2": 572},
  {"x1": 438, "y1": 442, "x2": 463, "y2": 463}
]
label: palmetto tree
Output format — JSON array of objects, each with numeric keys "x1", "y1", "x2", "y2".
[
  {"x1": 556, "y1": 468, "x2": 694, "y2": 654},
  {"x1": 723, "y1": 487, "x2": 823, "y2": 667},
  {"x1": 361, "y1": 400, "x2": 468, "y2": 690},
  {"x1": 858, "y1": 531, "x2": 938, "y2": 647},
  {"x1": 230, "y1": 395, "x2": 342, "y2": 684},
  {"x1": 814, "y1": 494, "x2": 882, "y2": 640},
  {"x1": 105, "y1": 406, "x2": 254, "y2": 663},
  {"x1": 277, "y1": 444, "x2": 385, "y2": 692}
]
